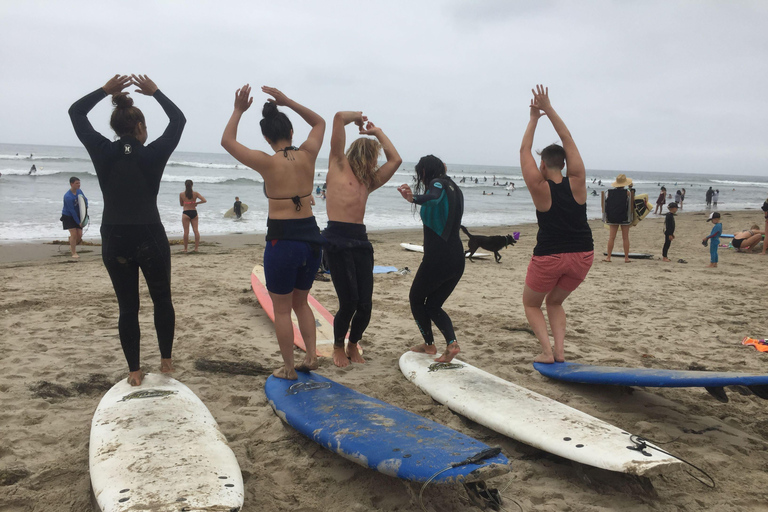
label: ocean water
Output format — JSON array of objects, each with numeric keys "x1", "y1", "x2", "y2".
[{"x1": 1, "y1": 142, "x2": 767, "y2": 242}]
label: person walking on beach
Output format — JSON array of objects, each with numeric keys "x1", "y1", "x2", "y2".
[
  {"x1": 662, "y1": 202, "x2": 678, "y2": 262},
  {"x1": 60, "y1": 176, "x2": 87, "y2": 259},
  {"x1": 706, "y1": 187, "x2": 714, "y2": 208},
  {"x1": 654, "y1": 186, "x2": 666, "y2": 215},
  {"x1": 221, "y1": 84, "x2": 325, "y2": 380},
  {"x1": 179, "y1": 180, "x2": 206, "y2": 253},
  {"x1": 69, "y1": 74, "x2": 186, "y2": 386},
  {"x1": 520, "y1": 85, "x2": 594, "y2": 364},
  {"x1": 233, "y1": 196, "x2": 242, "y2": 219},
  {"x1": 703, "y1": 212, "x2": 722, "y2": 268},
  {"x1": 324, "y1": 111, "x2": 402, "y2": 368},
  {"x1": 397, "y1": 155, "x2": 464, "y2": 363},
  {"x1": 602, "y1": 174, "x2": 635, "y2": 262}
]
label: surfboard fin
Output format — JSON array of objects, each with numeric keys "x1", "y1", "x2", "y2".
[
  {"x1": 463, "y1": 481, "x2": 502, "y2": 511},
  {"x1": 705, "y1": 386, "x2": 729, "y2": 403},
  {"x1": 748, "y1": 385, "x2": 768, "y2": 400}
]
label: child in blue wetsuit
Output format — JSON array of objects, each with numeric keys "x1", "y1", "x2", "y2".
[
  {"x1": 703, "y1": 211, "x2": 722, "y2": 268},
  {"x1": 398, "y1": 155, "x2": 464, "y2": 363}
]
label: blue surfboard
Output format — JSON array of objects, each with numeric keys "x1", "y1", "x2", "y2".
[
  {"x1": 534, "y1": 362, "x2": 768, "y2": 403},
  {"x1": 265, "y1": 372, "x2": 510, "y2": 483}
]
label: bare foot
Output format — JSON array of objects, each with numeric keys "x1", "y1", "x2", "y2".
[
  {"x1": 347, "y1": 343, "x2": 365, "y2": 364},
  {"x1": 295, "y1": 356, "x2": 318, "y2": 373},
  {"x1": 410, "y1": 343, "x2": 437, "y2": 355},
  {"x1": 71, "y1": 253, "x2": 80, "y2": 259},
  {"x1": 534, "y1": 352, "x2": 556, "y2": 363},
  {"x1": 706, "y1": 263, "x2": 717, "y2": 268},
  {"x1": 272, "y1": 366, "x2": 298, "y2": 380},
  {"x1": 624, "y1": 259, "x2": 632, "y2": 263},
  {"x1": 127, "y1": 370, "x2": 145, "y2": 386},
  {"x1": 160, "y1": 358, "x2": 174, "y2": 373},
  {"x1": 333, "y1": 346, "x2": 350, "y2": 368},
  {"x1": 435, "y1": 343, "x2": 460, "y2": 363},
  {"x1": 662, "y1": 257, "x2": 671, "y2": 262},
  {"x1": 602, "y1": 258, "x2": 611, "y2": 263},
  {"x1": 553, "y1": 347, "x2": 565, "y2": 363}
]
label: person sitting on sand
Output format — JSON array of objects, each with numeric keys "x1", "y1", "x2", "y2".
[
  {"x1": 732, "y1": 225, "x2": 764, "y2": 253},
  {"x1": 323, "y1": 111, "x2": 402, "y2": 368},
  {"x1": 398, "y1": 156, "x2": 464, "y2": 363},
  {"x1": 602, "y1": 174, "x2": 635, "y2": 263},
  {"x1": 69, "y1": 74, "x2": 186, "y2": 386},
  {"x1": 520, "y1": 85, "x2": 594, "y2": 364},
  {"x1": 221, "y1": 85, "x2": 325, "y2": 380},
  {"x1": 179, "y1": 180, "x2": 206, "y2": 253}
]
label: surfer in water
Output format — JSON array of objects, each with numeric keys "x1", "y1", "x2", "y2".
[
  {"x1": 60, "y1": 176, "x2": 87, "y2": 259},
  {"x1": 69, "y1": 74, "x2": 186, "y2": 386},
  {"x1": 398, "y1": 155, "x2": 464, "y2": 363},
  {"x1": 233, "y1": 196, "x2": 242, "y2": 219},
  {"x1": 520, "y1": 85, "x2": 594, "y2": 364},
  {"x1": 179, "y1": 180, "x2": 206, "y2": 252},
  {"x1": 323, "y1": 111, "x2": 402, "y2": 367},
  {"x1": 221, "y1": 85, "x2": 325, "y2": 380}
]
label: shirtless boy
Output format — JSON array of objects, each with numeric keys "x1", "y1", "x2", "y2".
[{"x1": 323, "y1": 112, "x2": 402, "y2": 367}]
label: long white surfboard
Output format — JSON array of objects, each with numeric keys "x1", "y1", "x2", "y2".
[
  {"x1": 400, "y1": 242, "x2": 490, "y2": 259},
  {"x1": 90, "y1": 373, "x2": 244, "y2": 511},
  {"x1": 399, "y1": 352, "x2": 680, "y2": 476}
]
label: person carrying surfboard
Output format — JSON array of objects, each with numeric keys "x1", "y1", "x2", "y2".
[
  {"x1": 69, "y1": 74, "x2": 186, "y2": 386},
  {"x1": 221, "y1": 85, "x2": 325, "y2": 380},
  {"x1": 60, "y1": 176, "x2": 87, "y2": 259},
  {"x1": 397, "y1": 156, "x2": 465, "y2": 363},
  {"x1": 323, "y1": 111, "x2": 402, "y2": 368},
  {"x1": 520, "y1": 85, "x2": 594, "y2": 364}
]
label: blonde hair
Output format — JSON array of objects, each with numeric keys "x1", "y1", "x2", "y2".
[
  {"x1": 345, "y1": 138, "x2": 382, "y2": 189},
  {"x1": 751, "y1": 224, "x2": 760, "y2": 231}
]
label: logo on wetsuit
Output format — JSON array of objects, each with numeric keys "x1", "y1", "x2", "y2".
[{"x1": 123, "y1": 144, "x2": 132, "y2": 155}]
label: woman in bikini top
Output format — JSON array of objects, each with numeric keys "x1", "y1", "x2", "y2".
[{"x1": 179, "y1": 179, "x2": 206, "y2": 252}]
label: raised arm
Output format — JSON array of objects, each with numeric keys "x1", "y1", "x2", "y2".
[
  {"x1": 262, "y1": 86, "x2": 325, "y2": 158},
  {"x1": 133, "y1": 75, "x2": 186, "y2": 155},
  {"x1": 221, "y1": 84, "x2": 273, "y2": 173},
  {"x1": 519, "y1": 100, "x2": 551, "y2": 210},
  {"x1": 69, "y1": 75, "x2": 132, "y2": 152},
  {"x1": 531, "y1": 85, "x2": 586, "y2": 186},
  {"x1": 361, "y1": 122, "x2": 402, "y2": 192},
  {"x1": 330, "y1": 111, "x2": 366, "y2": 165}
]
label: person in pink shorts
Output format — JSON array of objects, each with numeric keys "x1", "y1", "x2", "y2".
[{"x1": 520, "y1": 85, "x2": 594, "y2": 364}]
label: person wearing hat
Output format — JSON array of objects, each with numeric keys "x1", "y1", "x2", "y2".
[
  {"x1": 662, "y1": 202, "x2": 678, "y2": 262},
  {"x1": 602, "y1": 173, "x2": 635, "y2": 262},
  {"x1": 702, "y1": 212, "x2": 722, "y2": 268}
]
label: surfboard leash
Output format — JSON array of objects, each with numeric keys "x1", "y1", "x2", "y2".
[{"x1": 628, "y1": 435, "x2": 715, "y2": 488}]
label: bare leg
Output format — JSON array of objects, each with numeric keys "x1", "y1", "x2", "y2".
[
  {"x1": 410, "y1": 343, "x2": 437, "y2": 355},
  {"x1": 191, "y1": 216, "x2": 200, "y2": 252},
  {"x1": 435, "y1": 342, "x2": 460, "y2": 363},
  {"x1": 604, "y1": 225, "x2": 618, "y2": 262},
  {"x1": 292, "y1": 289, "x2": 318, "y2": 372},
  {"x1": 181, "y1": 214, "x2": 190, "y2": 252},
  {"x1": 347, "y1": 343, "x2": 365, "y2": 364},
  {"x1": 523, "y1": 285, "x2": 554, "y2": 363},
  {"x1": 545, "y1": 286, "x2": 574, "y2": 363},
  {"x1": 68, "y1": 228, "x2": 80, "y2": 258},
  {"x1": 269, "y1": 291, "x2": 298, "y2": 380},
  {"x1": 620, "y1": 225, "x2": 631, "y2": 262},
  {"x1": 744, "y1": 233, "x2": 763, "y2": 253},
  {"x1": 127, "y1": 369, "x2": 145, "y2": 386}
]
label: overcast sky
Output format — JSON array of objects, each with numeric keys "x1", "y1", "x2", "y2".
[{"x1": 2, "y1": 1, "x2": 767, "y2": 175}]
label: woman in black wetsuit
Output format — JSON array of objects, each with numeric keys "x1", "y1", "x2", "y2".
[
  {"x1": 397, "y1": 155, "x2": 464, "y2": 363},
  {"x1": 69, "y1": 74, "x2": 186, "y2": 386}
]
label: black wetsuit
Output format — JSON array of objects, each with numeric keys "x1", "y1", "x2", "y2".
[
  {"x1": 69, "y1": 88, "x2": 186, "y2": 372},
  {"x1": 233, "y1": 200, "x2": 242, "y2": 218},
  {"x1": 323, "y1": 221, "x2": 374, "y2": 347},
  {"x1": 662, "y1": 211, "x2": 676, "y2": 258},
  {"x1": 410, "y1": 177, "x2": 464, "y2": 346}
]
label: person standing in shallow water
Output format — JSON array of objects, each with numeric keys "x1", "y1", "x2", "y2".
[
  {"x1": 69, "y1": 74, "x2": 186, "y2": 386},
  {"x1": 520, "y1": 85, "x2": 594, "y2": 364},
  {"x1": 179, "y1": 179, "x2": 206, "y2": 253},
  {"x1": 221, "y1": 84, "x2": 325, "y2": 380},
  {"x1": 324, "y1": 111, "x2": 402, "y2": 368},
  {"x1": 397, "y1": 155, "x2": 464, "y2": 363}
]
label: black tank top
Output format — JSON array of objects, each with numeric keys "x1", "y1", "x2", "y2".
[{"x1": 534, "y1": 177, "x2": 593, "y2": 256}]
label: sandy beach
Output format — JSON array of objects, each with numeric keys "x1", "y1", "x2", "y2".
[{"x1": 2, "y1": 209, "x2": 768, "y2": 511}]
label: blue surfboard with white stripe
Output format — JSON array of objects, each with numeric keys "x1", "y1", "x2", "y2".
[{"x1": 265, "y1": 372, "x2": 510, "y2": 483}]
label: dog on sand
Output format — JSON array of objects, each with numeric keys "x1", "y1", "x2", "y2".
[{"x1": 460, "y1": 225, "x2": 516, "y2": 263}]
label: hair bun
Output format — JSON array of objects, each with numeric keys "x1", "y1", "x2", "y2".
[
  {"x1": 262, "y1": 101, "x2": 278, "y2": 118},
  {"x1": 112, "y1": 93, "x2": 134, "y2": 109}
]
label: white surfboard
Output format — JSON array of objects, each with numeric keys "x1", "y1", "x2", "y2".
[
  {"x1": 224, "y1": 203, "x2": 248, "y2": 218},
  {"x1": 78, "y1": 194, "x2": 89, "y2": 227},
  {"x1": 399, "y1": 242, "x2": 490, "y2": 259},
  {"x1": 90, "y1": 373, "x2": 244, "y2": 511},
  {"x1": 399, "y1": 352, "x2": 680, "y2": 476}
]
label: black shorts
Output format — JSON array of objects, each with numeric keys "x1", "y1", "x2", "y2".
[
  {"x1": 732, "y1": 238, "x2": 743, "y2": 248},
  {"x1": 61, "y1": 214, "x2": 79, "y2": 230}
]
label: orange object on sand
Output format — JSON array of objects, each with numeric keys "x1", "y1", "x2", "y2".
[{"x1": 742, "y1": 337, "x2": 768, "y2": 352}]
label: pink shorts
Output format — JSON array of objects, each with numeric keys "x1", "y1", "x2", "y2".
[{"x1": 525, "y1": 251, "x2": 594, "y2": 293}]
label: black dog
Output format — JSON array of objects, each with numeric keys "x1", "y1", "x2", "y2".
[{"x1": 460, "y1": 225, "x2": 516, "y2": 263}]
